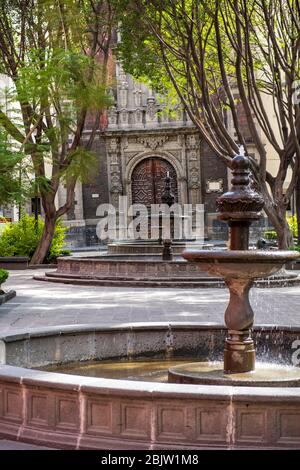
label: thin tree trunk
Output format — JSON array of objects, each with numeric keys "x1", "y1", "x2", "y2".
[
  {"x1": 265, "y1": 205, "x2": 293, "y2": 250},
  {"x1": 30, "y1": 214, "x2": 56, "y2": 265},
  {"x1": 277, "y1": 223, "x2": 293, "y2": 250}
]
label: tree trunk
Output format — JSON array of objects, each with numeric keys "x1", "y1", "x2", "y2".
[
  {"x1": 276, "y1": 221, "x2": 293, "y2": 250},
  {"x1": 265, "y1": 204, "x2": 293, "y2": 250},
  {"x1": 30, "y1": 215, "x2": 56, "y2": 265}
]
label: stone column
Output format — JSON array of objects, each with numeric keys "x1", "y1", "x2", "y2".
[{"x1": 107, "y1": 137, "x2": 123, "y2": 208}]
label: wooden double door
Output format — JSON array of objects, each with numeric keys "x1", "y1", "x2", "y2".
[{"x1": 131, "y1": 157, "x2": 178, "y2": 207}]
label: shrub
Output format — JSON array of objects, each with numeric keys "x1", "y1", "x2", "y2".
[
  {"x1": 287, "y1": 216, "x2": 298, "y2": 239},
  {"x1": 0, "y1": 215, "x2": 67, "y2": 263},
  {"x1": 0, "y1": 268, "x2": 8, "y2": 286},
  {"x1": 264, "y1": 230, "x2": 277, "y2": 240}
]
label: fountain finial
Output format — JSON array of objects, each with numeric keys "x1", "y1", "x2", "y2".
[{"x1": 216, "y1": 148, "x2": 264, "y2": 246}]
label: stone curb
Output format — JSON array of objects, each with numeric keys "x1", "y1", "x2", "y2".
[{"x1": 0, "y1": 290, "x2": 16, "y2": 305}]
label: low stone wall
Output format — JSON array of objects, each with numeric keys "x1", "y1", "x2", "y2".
[
  {"x1": 0, "y1": 324, "x2": 299, "y2": 449},
  {"x1": 56, "y1": 257, "x2": 210, "y2": 278},
  {"x1": 1, "y1": 364, "x2": 300, "y2": 450},
  {"x1": 0, "y1": 290, "x2": 16, "y2": 306},
  {"x1": 0, "y1": 257, "x2": 28, "y2": 270}
]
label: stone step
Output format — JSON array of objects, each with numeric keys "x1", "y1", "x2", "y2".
[
  {"x1": 34, "y1": 273, "x2": 300, "y2": 288},
  {"x1": 44, "y1": 271, "x2": 219, "y2": 282},
  {"x1": 34, "y1": 274, "x2": 224, "y2": 288}
]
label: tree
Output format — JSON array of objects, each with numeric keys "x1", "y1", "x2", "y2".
[
  {"x1": 118, "y1": 0, "x2": 300, "y2": 248},
  {"x1": 0, "y1": 0, "x2": 116, "y2": 263},
  {"x1": 0, "y1": 129, "x2": 28, "y2": 207}
]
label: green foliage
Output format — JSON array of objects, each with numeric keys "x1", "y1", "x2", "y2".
[
  {"x1": 16, "y1": 48, "x2": 112, "y2": 126},
  {"x1": 293, "y1": 245, "x2": 300, "y2": 252},
  {"x1": 0, "y1": 269, "x2": 9, "y2": 285},
  {"x1": 264, "y1": 218, "x2": 298, "y2": 242},
  {"x1": 0, "y1": 215, "x2": 67, "y2": 263},
  {"x1": 287, "y1": 216, "x2": 298, "y2": 239},
  {"x1": 0, "y1": 128, "x2": 29, "y2": 205},
  {"x1": 62, "y1": 147, "x2": 98, "y2": 184},
  {"x1": 264, "y1": 230, "x2": 277, "y2": 240}
]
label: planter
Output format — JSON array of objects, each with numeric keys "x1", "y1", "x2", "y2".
[{"x1": 0, "y1": 257, "x2": 29, "y2": 270}]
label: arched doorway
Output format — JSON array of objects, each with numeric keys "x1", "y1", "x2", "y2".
[{"x1": 131, "y1": 157, "x2": 178, "y2": 207}]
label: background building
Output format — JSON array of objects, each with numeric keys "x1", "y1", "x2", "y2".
[{"x1": 62, "y1": 62, "x2": 229, "y2": 248}]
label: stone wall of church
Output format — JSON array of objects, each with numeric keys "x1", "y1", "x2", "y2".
[{"x1": 65, "y1": 61, "x2": 232, "y2": 246}]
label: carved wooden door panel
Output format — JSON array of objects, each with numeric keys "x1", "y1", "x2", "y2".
[{"x1": 131, "y1": 158, "x2": 178, "y2": 207}]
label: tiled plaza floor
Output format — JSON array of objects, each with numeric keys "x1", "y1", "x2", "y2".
[{"x1": 1, "y1": 269, "x2": 300, "y2": 336}]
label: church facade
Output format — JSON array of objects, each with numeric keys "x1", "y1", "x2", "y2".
[{"x1": 61, "y1": 62, "x2": 229, "y2": 248}]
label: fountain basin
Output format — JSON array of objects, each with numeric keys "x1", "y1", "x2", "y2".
[
  {"x1": 169, "y1": 362, "x2": 300, "y2": 387},
  {"x1": 0, "y1": 323, "x2": 300, "y2": 449},
  {"x1": 182, "y1": 250, "x2": 300, "y2": 279}
]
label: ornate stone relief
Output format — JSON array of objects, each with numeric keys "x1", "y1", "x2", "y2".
[
  {"x1": 110, "y1": 170, "x2": 123, "y2": 205},
  {"x1": 133, "y1": 88, "x2": 142, "y2": 107},
  {"x1": 188, "y1": 167, "x2": 201, "y2": 189},
  {"x1": 107, "y1": 138, "x2": 119, "y2": 154},
  {"x1": 133, "y1": 108, "x2": 143, "y2": 126},
  {"x1": 146, "y1": 97, "x2": 158, "y2": 123},
  {"x1": 186, "y1": 134, "x2": 199, "y2": 150},
  {"x1": 188, "y1": 150, "x2": 198, "y2": 161},
  {"x1": 110, "y1": 175, "x2": 123, "y2": 193},
  {"x1": 108, "y1": 106, "x2": 118, "y2": 126},
  {"x1": 119, "y1": 109, "x2": 129, "y2": 126},
  {"x1": 107, "y1": 137, "x2": 123, "y2": 205},
  {"x1": 110, "y1": 154, "x2": 119, "y2": 164},
  {"x1": 137, "y1": 135, "x2": 169, "y2": 150}
]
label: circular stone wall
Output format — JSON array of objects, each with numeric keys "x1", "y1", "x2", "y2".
[
  {"x1": 34, "y1": 257, "x2": 300, "y2": 288},
  {"x1": 0, "y1": 323, "x2": 300, "y2": 449}
]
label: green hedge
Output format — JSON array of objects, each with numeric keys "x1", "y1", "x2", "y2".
[
  {"x1": 0, "y1": 268, "x2": 8, "y2": 285},
  {"x1": 264, "y1": 230, "x2": 277, "y2": 240},
  {"x1": 0, "y1": 215, "x2": 67, "y2": 263}
]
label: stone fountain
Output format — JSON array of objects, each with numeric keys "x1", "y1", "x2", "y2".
[
  {"x1": 169, "y1": 148, "x2": 300, "y2": 383},
  {"x1": 2, "y1": 151, "x2": 300, "y2": 449}
]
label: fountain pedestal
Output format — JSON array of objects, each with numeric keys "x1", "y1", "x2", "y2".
[
  {"x1": 223, "y1": 277, "x2": 255, "y2": 373},
  {"x1": 224, "y1": 329, "x2": 255, "y2": 374}
]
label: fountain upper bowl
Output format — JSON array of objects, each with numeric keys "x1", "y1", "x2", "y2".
[{"x1": 182, "y1": 249, "x2": 300, "y2": 279}]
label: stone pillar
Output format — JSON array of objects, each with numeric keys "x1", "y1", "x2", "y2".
[{"x1": 107, "y1": 137, "x2": 123, "y2": 208}]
